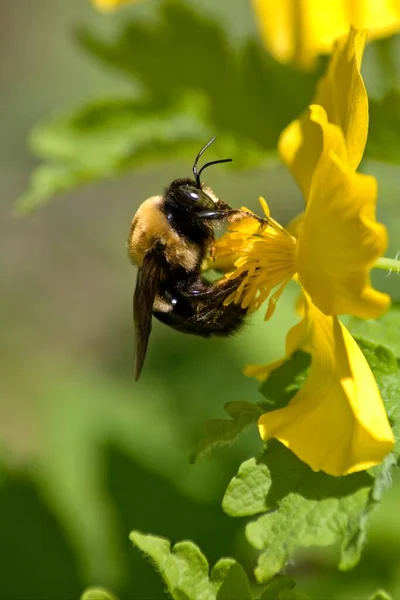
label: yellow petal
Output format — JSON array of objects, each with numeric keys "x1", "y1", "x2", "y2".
[
  {"x1": 251, "y1": 0, "x2": 349, "y2": 69},
  {"x1": 92, "y1": 0, "x2": 140, "y2": 11},
  {"x1": 314, "y1": 27, "x2": 368, "y2": 171},
  {"x1": 286, "y1": 211, "x2": 304, "y2": 239},
  {"x1": 296, "y1": 107, "x2": 390, "y2": 319},
  {"x1": 258, "y1": 295, "x2": 394, "y2": 476},
  {"x1": 251, "y1": 0, "x2": 400, "y2": 69},
  {"x1": 352, "y1": 0, "x2": 400, "y2": 38},
  {"x1": 279, "y1": 104, "x2": 347, "y2": 201},
  {"x1": 278, "y1": 109, "x2": 323, "y2": 201},
  {"x1": 244, "y1": 358, "x2": 285, "y2": 382},
  {"x1": 279, "y1": 28, "x2": 368, "y2": 197}
]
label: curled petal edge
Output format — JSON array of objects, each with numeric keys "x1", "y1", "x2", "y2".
[{"x1": 254, "y1": 294, "x2": 394, "y2": 476}]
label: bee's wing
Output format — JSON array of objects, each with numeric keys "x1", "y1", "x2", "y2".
[{"x1": 133, "y1": 252, "x2": 162, "y2": 381}]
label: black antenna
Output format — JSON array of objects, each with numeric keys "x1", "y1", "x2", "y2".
[{"x1": 192, "y1": 136, "x2": 232, "y2": 188}]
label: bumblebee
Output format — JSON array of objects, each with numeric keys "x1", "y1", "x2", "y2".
[{"x1": 128, "y1": 137, "x2": 263, "y2": 380}]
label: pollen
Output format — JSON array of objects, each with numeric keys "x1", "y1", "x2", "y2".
[{"x1": 216, "y1": 199, "x2": 297, "y2": 320}]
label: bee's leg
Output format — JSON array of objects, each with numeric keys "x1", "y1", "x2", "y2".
[
  {"x1": 154, "y1": 274, "x2": 247, "y2": 336},
  {"x1": 197, "y1": 208, "x2": 267, "y2": 225},
  {"x1": 209, "y1": 239, "x2": 216, "y2": 261}
]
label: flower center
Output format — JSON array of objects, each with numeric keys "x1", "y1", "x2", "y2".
[{"x1": 218, "y1": 206, "x2": 297, "y2": 320}]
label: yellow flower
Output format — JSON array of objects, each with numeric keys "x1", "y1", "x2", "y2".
[
  {"x1": 91, "y1": 0, "x2": 140, "y2": 11},
  {"x1": 255, "y1": 294, "x2": 394, "y2": 476},
  {"x1": 251, "y1": 0, "x2": 400, "y2": 69},
  {"x1": 279, "y1": 28, "x2": 390, "y2": 318},
  {"x1": 214, "y1": 28, "x2": 394, "y2": 476}
]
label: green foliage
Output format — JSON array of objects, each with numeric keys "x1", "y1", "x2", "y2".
[
  {"x1": 366, "y1": 91, "x2": 400, "y2": 163},
  {"x1": 193, "y1": 352, "x2": 310, "y2": 462},
  {"x1": 369, "y1": 591, "x2": 393, "y2": 600},
  {"x1": 348, "y1": 304, "x2": 400, "y2": 360},
  {"x1": 222, "y1": 456, "x2": 271, "y2": 517},
  {"x1": 130, "y1": 531, "x2": 310, "y2": 600},
  {"x1": 220, "y1": 337, "x2": 400, "y2": 584},
  {"x1": 18, "y1": 3, "x2": 400, "y2": 212},
  {"x1": 16, "y1": 99, "x2": 208, "y2": 213},
  {"x1": 355, "y1": 339, "x2": 400, "y2": 453},
  {"x1": 260, "y1": 350, "x2": 310, "y2": 410},
  {"x1": 18, "y1": 1, "x2": 321, "y2": 212},
  {"x1": 130, "y1": 531, "x2": 253, "y2": 600},
  {"x1": 258, "y1": 576, "x2": 307, "y2": 600},
  {"x1": 224, "y1": 442, "x2": 374, "y2": 583},
  {"x1": 77, "y1": 1, "x2": 319, "y2": 145},
  {"x1": 192, "y1": 401, "x2": 263, "y2": 462},
  {"x1": 81, "y1": 588, "x2": 119, "y2": 600}
]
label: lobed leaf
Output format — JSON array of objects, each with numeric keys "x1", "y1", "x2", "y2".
[
  {"x1": 81, "y1": 588, "x2": 119, "y2": 600},
  {"x1": 16, "y1": 99, "x2": 209, "y2": 213},
  {"x1": 224, "y1": 441, "x2": 373, "y2": 582},
  {"x1": 191, "y1": 401, "x2": 263, "y2": 463},
  {"x1": 130, "y1": 532, "x2": 311, "y2": 600},
  {"x1": 77, "y1": 2, "x2": 318, "y2": 154},
  {"x1": 18, "y1": 2, "x2": 320, "y2": 212},
  {"x1": 258, "y1": 576, "x2": 297, "y2": 600},
  {"x1": 130, "y1": 531, "x2": 253, "y2": 600},
  {"x1": 348, "y1": 304, "x2": 400, "y2": 360},
  {"x1": 260, "y1": 350, "x2": 311, "y2": 411},
  {"x1": 193, "y1": 351, "x2": 312, "y2": 463},
  {"x1": 356, "y1": 339, "x2": 400, "y2": 453},
  {"x1": 369, "y1": 591, "x2": 393, "y2": 600},
  {"x1": 223, "y1": 339, "x2": 400, "y2": 583},
  {"x1": 366, "y1": 90, "x2": 400, "y2": 164}
]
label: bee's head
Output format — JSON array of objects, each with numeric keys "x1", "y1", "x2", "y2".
[
  {"x1": 166, "y1": 137, "x2": 232, "y2": 212},
  {"x1": 166, "y1": 177, "x2": 219, "y2": 211}
]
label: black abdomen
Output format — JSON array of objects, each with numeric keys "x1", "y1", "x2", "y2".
[{"x1": 153, "y1": 274, "x2": 247, "y2": 337}]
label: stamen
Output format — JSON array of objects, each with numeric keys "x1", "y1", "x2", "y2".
[{"x1": 218, "y1": 207, "x2": 297, "y2": 320}]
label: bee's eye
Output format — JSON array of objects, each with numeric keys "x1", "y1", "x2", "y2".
[
  {"x1": 179, "y1": 185, "x2": 201, "y2": 201},
  {"x1": 187, "y1": 189, "x2": 200, "y2": 201},
  {"x1": 178, "y1": 185, "x2": 214, "y2": 209}
]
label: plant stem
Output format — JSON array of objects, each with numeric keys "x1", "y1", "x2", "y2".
[{"x1": 373, "y1": 257, "x2": 400, "y2": 272}]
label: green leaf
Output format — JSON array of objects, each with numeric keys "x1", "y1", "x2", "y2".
[
  {"x1": 258, "y1": 576, "x2": 296, "y2": 600},
  {"x1": 16, "y1": 165, "x2": 90, "y2": 214},
  {"x1": 366, "y1": 90, "x2": 400, "y2": 164},
  {"x1": 223, "y1": 340, "x2": 400, "y2": 583},
  {"x1": 355, "y1": 339, "x2": 400, "y2": 452},
  {"x1": 260, "y1": 350, "x2": 311, "y2": 411},
  {"x1": 20, "y1": 2, "x2": 321, "y2": 211},
  {"x1": 77, "y1": 2, "x2": 319, "y2": 156},
  {"x1": 130, "y1": 531, "x2": 253, "y2": 600},
  {"x1": 348, "y1": 304, "x2": 400, "y2": 360},
  {"x1": 191, "y1": 401, "x2": 263, "y2": 463},
  {"x1": 191, "y1": 351, "x2": 311, "y2": 464},
  {"x1": 259, "y1": 576, "x2": 310, "y2": 600},
  {"x1": 223, "y1": 456, "x2": 271, "y2": 517},
  {"x1": 31, "y1": 370, "x2": 243, "y2": 585},
  {"x1": 369, "y1": 591, "x2": 393, "y2": 600},
  {"x1": 81, "y1": 588, "x2": 119, "y2": 600},
  {"x1": 224, "y1": 441, "x2": 374, "y2": 583},
  {"x1": 16, "y1": 99, "x2": 209, "y2": 213},
  {"x1": 278, "y1": 590, "x2": 311, "y2": 600}
]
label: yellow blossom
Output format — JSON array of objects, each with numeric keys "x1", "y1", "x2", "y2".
[
  {"x1": 256, "y1": 294, "x2": 394, "y2": 476},
  {"x1": 213, "y1": 29, "x2": 394, "y2": 476},
  {"x1": 251, "y1": 0, "x2": 400, "y2": 69},
  {"x1": 279, "y1": 28, "x2": 369, "y2": 197},
  {"x1": 220, "y1": 201, "x2": 297, "y2": 321},
  {"x1": 279, "y1": 28, "x2": 390, "y2": 318},
  {"x1": 91, "y1": 0, "x2": 140, "y2": 11}
]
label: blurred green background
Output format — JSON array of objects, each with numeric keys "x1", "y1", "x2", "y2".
[{"x1": 1, "y1": 0, "x2": 400, "y2": 598}]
